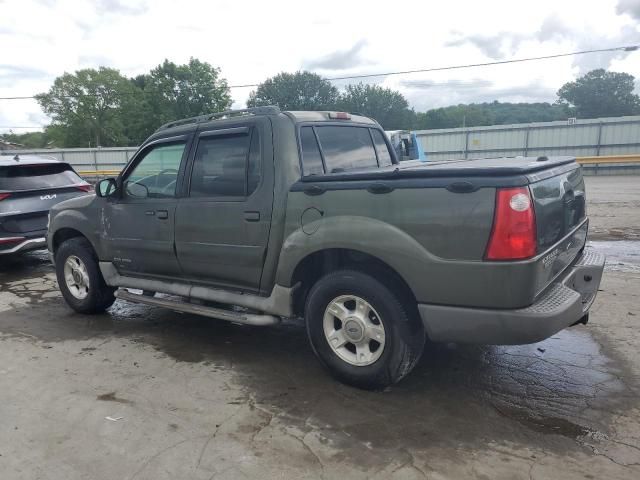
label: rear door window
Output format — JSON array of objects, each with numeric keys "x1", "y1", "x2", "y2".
[
  {"x1": 315, "y1": 126, "x2": 378, "y2": 172},
  {"x1": 371, "y1": 129, "x2": 393, "y2": 167},
  {"x1": 190, "y1": 132, "x2": 251, "y2": 197},
  {"x1": 0, "y1": 163, "x2": 83, "y2": 191}
]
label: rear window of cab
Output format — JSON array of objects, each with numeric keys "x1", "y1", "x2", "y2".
[{"x1": 299, "y1": 125, "x2": 393, "y2": 176}]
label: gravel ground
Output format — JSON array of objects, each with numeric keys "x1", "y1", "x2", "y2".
[{"x1": 0, "y1": 175, "x2": 638, "y2": 480}]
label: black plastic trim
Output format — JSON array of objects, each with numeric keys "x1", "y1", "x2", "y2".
[
  {"x1": 525, "y1": 162, "x2": 581, "y2": 183},
  {"x1": 290, "y1": 175, "x2": 527, "y2": 193}
]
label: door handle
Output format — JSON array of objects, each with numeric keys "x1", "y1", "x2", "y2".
[
  {"x1": 303, "y1": 185, "x2": 325, "y2": 196},
  {"x1": 156, "y1": 210, "x2": 169, "y2": 219},
  {"x1": 367, "y1": 183, "x2": 393, "y2": 194},
  {"x1": 244, "y1": 211, "x2": 260, "y2": 222}
]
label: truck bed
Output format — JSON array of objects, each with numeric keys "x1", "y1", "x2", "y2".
[{"x1": 287, "y1": 155, "x2": 587, "y2": 310}]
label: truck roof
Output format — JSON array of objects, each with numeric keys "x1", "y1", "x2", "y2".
[
  {"x1": 282, "y1": 111, "x2": 377, "y2": 125},
  {"x1": 154, "y1": 106, "x2": 378, "y2": 135}
]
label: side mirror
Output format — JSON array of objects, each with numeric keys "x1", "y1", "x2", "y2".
[
  {"x1": 125, "y1": 181, "x2": 149, "y2": 198},
  {"x1": 96, "y1": 178, "x2": 117, "y2": 198}
]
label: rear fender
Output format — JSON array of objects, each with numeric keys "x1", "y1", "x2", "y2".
[{"x1": 275, "y1": 215, "x2": 436, "y2": 298}]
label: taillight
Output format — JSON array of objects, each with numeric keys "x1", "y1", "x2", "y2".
[
  {"x1": 0, "y1": 193, "x2": 10, "y2": 201},
  {"x1": 485, "y1": 187, "x2": 537, "y2": 260},
  {"x1": 0, "y1": 236, "x2": 25, "y2": 245},
  {"x1": 74, "y1": 184, "x2": 93, "y2": 192}
]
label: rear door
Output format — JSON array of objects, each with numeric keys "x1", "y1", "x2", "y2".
[
  {"x1": 174, "y1": 118, "x2": 274, "y2": 292},
  {"x1": 0, "y1": 162, "x2": 89, "y2": 235},
  {"x1": 103, "y1": 136, "x2": 191, "y2": 278}
]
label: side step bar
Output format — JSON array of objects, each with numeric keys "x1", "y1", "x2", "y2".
[
  {"x1": 115, "y1": 289, "x2": 281, "y2": 326},
  {"x1": 100, "y1": 262, "x2": 295, "y2": 317}
]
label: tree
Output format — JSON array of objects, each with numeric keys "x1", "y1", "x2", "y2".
[
  {"x1": 556, "y1": 69, "x2": 640, "y2": 118},
  {"x1": 0, "y1": 131, "x2": 53, "y2": 148},
  {"x1": 413, "y1": 101, "x2": 570, "y2": 129},
  {"x1": 247, "y1": 71, "x2": 339, "y2": 110},
  {"x1": 35, "y1": 60, "x2": 232, "y2": 147},
  {"x1": 414, "y1": 104, "x2": 494, "y2": 129},
  {"x1": 140, "y1": 58, "x2": 232, "y2": 131},
  {"x1": 336, "y1": 83, "x2": 415, "y2": 129},
  {"x1": 36, "y1": 67, "x2": 143, "y2": 147}
]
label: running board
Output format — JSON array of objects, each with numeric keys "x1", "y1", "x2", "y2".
[
  {"x1": 115, "y1": 289, "x2": 281, "y2": 326},
  {"x1": 99, "y1": 262, "x2": 294, "y2": 317}
]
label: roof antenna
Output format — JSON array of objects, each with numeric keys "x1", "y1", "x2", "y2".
[{"x1": 13, "y1": 154, "x2": 20, "y2": 161}]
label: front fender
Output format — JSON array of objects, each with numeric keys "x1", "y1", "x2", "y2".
[
  {"x1": 275, "y1": 215, "x2": 438, "y2": 298},
  {"x1": 48, "y1": 202, "x2": 103, "y2": 257}
]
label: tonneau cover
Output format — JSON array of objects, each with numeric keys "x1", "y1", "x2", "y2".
[{"x1": 302, "y1": 156, "x2": 577, "y2": 182}]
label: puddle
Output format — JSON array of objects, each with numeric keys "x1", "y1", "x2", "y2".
[
  {"x1": 492, "y1": 403, "x2": 596, "y2": 439},
  {"x1": 588, "y1": 240, "x2": 640, "y2": 273},
  {"x1": 0, "y1": 249, "x2": 51, "y2": 280}
]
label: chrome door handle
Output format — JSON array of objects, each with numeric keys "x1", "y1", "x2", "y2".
[{"x1": 156, "y1": 210, "x2": 169, "y2": 219}]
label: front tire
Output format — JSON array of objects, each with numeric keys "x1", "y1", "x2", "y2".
[
  {"x1": 305, "y1": 270, "x2": 424, "y2": 390},
  {"x1": 55, "y1": 237, "x2": 115, "y2": 314}
]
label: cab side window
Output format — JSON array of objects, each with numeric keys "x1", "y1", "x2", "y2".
[
  {"x1": 247, "y1": 130, "x2": 261, "y2": 194},
  {"x1": 315, "y1": 126, "x2": 377, "y2": 172},
  {"x1": 190, "y1": 129, "x2": 261, "y2": 198},
  {"x1": 371, "y1": 129, "x2": 393, "y2": 167},
  {"x1": 300, "y1": 126, "x2": 324, "y2": 176},
  {"x1": 125, "y1": 142, "x2": 186, "y2": 198}
]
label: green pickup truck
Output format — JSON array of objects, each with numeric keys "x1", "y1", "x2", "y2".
[{"x1": 47, "y1": 106, "x2": 605, "y2": 389}]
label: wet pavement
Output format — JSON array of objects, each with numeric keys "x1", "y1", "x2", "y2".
[
  {"x1": 1, "y1": 176, "x2": 639, "y2": 479},
  {"x1": 589, "y1": 240, "x2": 640, "y2": 273}
]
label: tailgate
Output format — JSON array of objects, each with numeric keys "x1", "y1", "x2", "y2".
[
  {"x1": 0, "y1": 189, "x2": 88, "y2": 233},
  {"x1": 0, "y1": 162, "x2": 90, "y2": 234},
  {"x1": 529, "y1": 164, "x2": 587, "y2": 294}
]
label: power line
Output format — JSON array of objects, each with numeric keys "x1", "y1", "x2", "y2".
[
  {"x1": 323, "y1": 45, "x2": 639, "y2": 82},
  {"x1": 0, "y1": 45, "x2": 637, "y2": 102}
]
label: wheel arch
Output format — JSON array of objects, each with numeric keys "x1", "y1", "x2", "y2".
[
  {"x1": 289, "y1": 248, "x2": 419, "y2": 320},
  {"x1": 275, "y1": 216, "x2": 434, "y2": 317},
  {"x1": 48, "y1": 208, "x2": 102, "y2": 258},
  {"x1": 51, "y1": 227, "x2": 91, "y2": 254}
]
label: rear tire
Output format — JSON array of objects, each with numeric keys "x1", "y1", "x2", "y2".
[
  {"x1": 305, "y1": 269, "x2": 424, "y2": 390},
  {"x1": 55, "y1": 237, "x2": 115, "y2": 314}
]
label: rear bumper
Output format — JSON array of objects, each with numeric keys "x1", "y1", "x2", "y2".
[
  {"x1": 418, "y1": 250, "x2": 605, "y2": 345},
  {"x1": 0, "y1": 236, "x2": 47, "y2": 255}
]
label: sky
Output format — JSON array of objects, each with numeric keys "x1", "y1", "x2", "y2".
[{"x1": 1, "y1": 0, "x2": 639, "y2": 133}]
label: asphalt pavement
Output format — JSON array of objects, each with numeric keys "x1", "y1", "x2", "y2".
[{"x1": 0, "y1": 175, "x2": 638, "y2": 479}]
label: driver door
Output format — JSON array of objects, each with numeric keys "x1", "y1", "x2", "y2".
[{"x1": 104, "y1": 135, "x2": 191, "y2": 278}]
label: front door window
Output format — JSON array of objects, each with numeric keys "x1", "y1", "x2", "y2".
[{"x1": 125, "y1": 142, "x2": 186, "y2": 199}]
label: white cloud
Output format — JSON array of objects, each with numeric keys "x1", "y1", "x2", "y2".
[
  {"x1": 303, "y1": 40, "x2": 371, "y2": 71},
  {"x1": 0, "y1": 0, "x2": 639, "y2": 133},
  {"x1": 617, "y1": 0, "x2": 640, "y2": 20}
]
